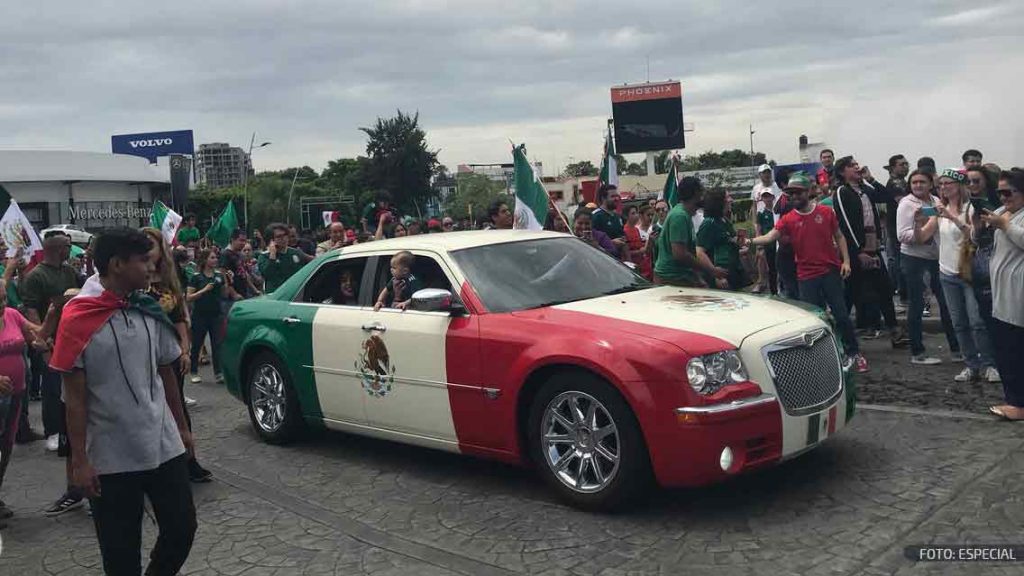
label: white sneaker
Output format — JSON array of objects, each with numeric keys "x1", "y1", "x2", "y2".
[
  {"x1": 911, "y1": 355, "x2": 942, "y2": 366},
  {"x1": 984, "y1": 367, "x2": 1002, "y2": 383},
  {"x1": 954, "y1": 367, "x2": 976, "y2": 382},
  {"x1": 184, "y1": 396, "x2": 198, "y2": 408},
  {"x1": 189, "y1": 375, "x2": 202, "y2": 384},
  {"x1": 45, "y1": 434, "x2": 59, "y2": 452},
  {"x1": 950, "y1": 353, "x2": 966, "y2": 363}
]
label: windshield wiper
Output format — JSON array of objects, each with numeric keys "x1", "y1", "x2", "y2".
[{"x1": 600, "y1": 283, "x2": 651, "y2": 296}]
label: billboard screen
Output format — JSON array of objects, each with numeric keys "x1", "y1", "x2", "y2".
[
  {"x1": 611, "y1": 82, "x2": 684, "y2": 154},
  {"x1": 111, "y1": 129, "x2": 194, "y2": 163}
]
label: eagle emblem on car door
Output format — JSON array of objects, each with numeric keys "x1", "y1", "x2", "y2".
[{"x1": 355, "y1": 330, "x2": 397, "y2": 398}]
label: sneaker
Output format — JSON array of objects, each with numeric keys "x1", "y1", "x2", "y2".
[
  {"x1": 842, "y1": 356, "x2": 854, "y2": 371},
  {"x1": 954, "y1": 367, "x2": 976, "y2": 382},
  {"x1": 215, "y1": 373, "x2": 225, "y2": 385},
  {"x1": 45, "y1": 434, "x2": 59, "y2": 452},
  {"x1": 861, "y1": 329, "x2": 882, "y2": 340},
  {"x1": 184, "y1": 396, "x2": 198, "y2": 408},
  {"x1": 950, "y1": 353, "x2": 965, "y2": 363},
  {"x1": 189, "y1": 374, "x2": 202, "y2": 384},
  {"x1": 890, "y1": 328, "x2": 910, "y2": 348},
  {"x1": 188, "y1": 459, "x2": 213, "y2": 483},
  {"x1": 911, "y1": 355, "x2": 942, "y2": 365},
  {"x1": 853, "y1": 354, "x2": 870, "y2": 373},
  {"x1": 44, "y1": 492, "x2": 84, "y2": 517},
  {"x1": 984, "y1": 367, "x2": 1002, "y2": 383}
]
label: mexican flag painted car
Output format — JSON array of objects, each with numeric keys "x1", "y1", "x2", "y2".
[{"x1": 223, "y1": 230, "x2": 855, "y2": 511}]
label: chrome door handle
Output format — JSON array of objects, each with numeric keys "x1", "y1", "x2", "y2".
[
  {"x1": 282, "y1": 316, "x2": 301, "y2": 324},
  {"x1": 361, "y1": 322, "x2": 387, "y2": 333}
]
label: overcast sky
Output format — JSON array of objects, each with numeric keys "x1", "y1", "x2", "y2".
[{"x1": 2, "y1": 1, "x2": 1022, "y2": 176}]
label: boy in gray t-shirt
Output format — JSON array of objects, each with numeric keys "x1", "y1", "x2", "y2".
[{"x1": 53, "y1": 228, "x2": 197, "y2": 576}]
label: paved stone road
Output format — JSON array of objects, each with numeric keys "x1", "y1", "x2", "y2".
[{"x1": 1, "y1": 334, "x2": 1021, "y2": 576}]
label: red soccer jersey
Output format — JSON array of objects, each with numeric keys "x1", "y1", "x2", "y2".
[{"x1": 774, "y1": 203, "x2": 840, "y2": 281}]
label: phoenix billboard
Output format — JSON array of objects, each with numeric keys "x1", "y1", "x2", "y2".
[{"x1": 611, "y1": 81, "x2": 684, "y2": 154}]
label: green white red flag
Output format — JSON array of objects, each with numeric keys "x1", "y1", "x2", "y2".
[
  {"x1": 149, "y1": 200, "x2": 183, "y2": 246},
  {"x1": 599, "y1": 124, "x2": 618, "y2": 189},
  {"x1": 512, "y1": 144, "x2": 548, "y2": 230}
]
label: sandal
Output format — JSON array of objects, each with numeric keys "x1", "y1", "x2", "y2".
[{"x1": 989, "y1": 405, "x2": 1024, "y2": 421}]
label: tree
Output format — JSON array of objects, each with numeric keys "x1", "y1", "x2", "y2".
[
  {"x1": 360, "y1": 110, "x2": 440, "y2": 217},
  {"x1": 678, "y1": 149, "x2": 769, "y2": 171},
  {"x1": 443, "y1": 173, "x2": 507, "y2": 223},
  {"x1": 624, "y1": 162, "x2": 646, "y2": 176},
  {"x1": 563, "y1": 160, "x2": 598, "y2": 177}
]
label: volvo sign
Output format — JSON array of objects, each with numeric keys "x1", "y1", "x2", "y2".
[{"x1": 111, "y1": 130, "x2": 194, "y2": 163}]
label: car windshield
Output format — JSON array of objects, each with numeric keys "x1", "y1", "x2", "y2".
[{"x1": 450, "y1": 237, "x2": 652, "y2": 313}]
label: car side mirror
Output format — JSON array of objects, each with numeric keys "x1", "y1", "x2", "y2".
[{"x1": 410, "y1": 288, "x2": 465, "y2": 315}]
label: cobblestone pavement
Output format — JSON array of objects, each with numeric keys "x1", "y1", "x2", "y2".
[{"x1": 1, "y1": 340, "x2": 1022, "y2": 576}]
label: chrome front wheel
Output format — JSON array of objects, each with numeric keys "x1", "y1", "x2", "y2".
[
  {"x1": 540, "y1": 391, "x2": 621, "y2": 494},
  {"x1": 250, "y1": 363, "x2": 286, "y2": 433}
]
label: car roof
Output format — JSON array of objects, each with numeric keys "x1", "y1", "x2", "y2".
[{"x1": 338, "y1": 230, "x2": 568, "y2": 255}]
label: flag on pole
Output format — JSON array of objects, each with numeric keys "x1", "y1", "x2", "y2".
[
  {"x1": 0, "y1": 201, "x2": 43, "y2": 262},
  {"x1": 149, "y1": 200, "x2": 183, "y2": 246},
  {"x1": 512, "y1": 144, "x2": 548, "y2": 231},
  {"x1": 598, "y1": 124, "x2": 618, "y2": 189},
  {"x1": 659, "y1": 162, "x2": 679, "y2": 207},
  {"x1": 206, "y1": 201, "x2": 239, "y2": 247}
]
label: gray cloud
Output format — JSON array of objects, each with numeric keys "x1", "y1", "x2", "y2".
[{"x1": 1, "y1": 0, "x2": 1022, "y2": 175}]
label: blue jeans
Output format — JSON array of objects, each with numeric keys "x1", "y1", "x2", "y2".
[
  {"x1": 939, "y1": 273, "x2": 995, "y2": 370},
  {"x1": 799, "y1": 269, "x2": 858, "y2": 355},
  {"x1": 902, "y1": 254, "x2": 958, "y2": 357}
]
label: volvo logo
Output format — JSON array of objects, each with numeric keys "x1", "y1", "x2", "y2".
[{"x1": 129, "y1": 138, "x2": 173, "y2": 148}]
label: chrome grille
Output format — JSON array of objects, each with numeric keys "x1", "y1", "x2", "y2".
[{"x1": 765, "y1": 330, "x2": 843, "y2": 415}]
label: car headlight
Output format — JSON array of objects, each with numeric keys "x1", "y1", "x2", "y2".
[{"x1": 686, "y1": 350, "x2": 748, "y2": 395}]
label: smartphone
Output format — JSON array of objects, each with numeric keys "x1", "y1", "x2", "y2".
[
  {"x1": 920, "y1": 206, "x2": 939, "y2": 217},
  {"x1": 969, "y1": 197, "x2": 990, "y2": 215}
]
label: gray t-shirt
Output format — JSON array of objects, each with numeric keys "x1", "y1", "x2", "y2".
[{"x1": 70, "y1": 308, "x2": 184, "y2": 475}]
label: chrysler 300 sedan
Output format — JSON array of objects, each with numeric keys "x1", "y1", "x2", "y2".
[{"x1": 223, "y1": 230, "x2": 854, "y2": 510}]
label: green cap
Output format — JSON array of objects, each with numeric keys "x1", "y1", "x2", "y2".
[{"x1": 785, "y1": 171, "x2": 812, "y2": 191}]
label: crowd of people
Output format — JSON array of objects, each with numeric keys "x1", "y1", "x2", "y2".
[{"x1": 0, "y1": 148, "x2": 1021, "y2": 571}]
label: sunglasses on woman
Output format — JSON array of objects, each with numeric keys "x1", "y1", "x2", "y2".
[{"x1": 998, "y1": 188, "x2": 1014, "y2": 197}]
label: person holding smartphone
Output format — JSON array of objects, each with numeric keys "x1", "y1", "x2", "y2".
[
  {"x1": 897, "y1": 170, "x2": 960, "y2": 365},
  {"x1": 981, "y1": 169, "x2": 1024, "y2": 421},
  {"x1": 935, "y1": 169, "x2": 999, "y2": 383}
]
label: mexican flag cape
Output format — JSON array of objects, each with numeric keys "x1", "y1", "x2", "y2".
[
  {"x1": 512, "y1": 144, "x2": 548, "y2": 230},
  {"x1": 49, "y1": 275, "x2": 174, "y2": 373}
]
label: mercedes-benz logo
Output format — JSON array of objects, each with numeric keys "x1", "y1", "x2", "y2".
[{"x1": 802, "y1": 332, "x2": 815, "y2": 347}]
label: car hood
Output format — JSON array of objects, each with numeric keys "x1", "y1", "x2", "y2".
[{"x1": 550, "y1": 286, "x2": 820, "y2": 348}]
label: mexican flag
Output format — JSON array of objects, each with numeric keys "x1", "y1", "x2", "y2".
[
  {"x1": 206, "y1": 201, "x2": 239, "y2": 247},
  {"x1": 149, "y1": 200, "x2": 183, "y2": 246},
  {"x1": 512, "y1": 144, "x2": 548, "y2": 230},
  {"x1": 599, "y1": 124, "x2": 618, "y2": 189},
  {"x1": 659, "y1": 163, "x2": 679, "y2": 207}
]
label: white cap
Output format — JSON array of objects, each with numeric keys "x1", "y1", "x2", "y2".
[{"x1": 758, "y1": 163, "x2": 772, "y2": 173}]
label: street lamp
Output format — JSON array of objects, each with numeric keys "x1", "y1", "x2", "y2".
[{"x1": 242, "y1": 132, "x2": 271, "y2": 230}]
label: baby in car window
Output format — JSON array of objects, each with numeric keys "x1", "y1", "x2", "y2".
[{"x1": 374, "y1": 251, "x2": 423, "y2": 311}]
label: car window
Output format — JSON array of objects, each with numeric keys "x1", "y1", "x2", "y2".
[
  {"x1": 300, "y1": 257, "x2": 368, "y2": 306},
  {"x1": 449, "y1": 237, "x2": 651, "y2": 313},
  {"x1": 371, "y1": 252, "x2": 460, "y2": 311}
]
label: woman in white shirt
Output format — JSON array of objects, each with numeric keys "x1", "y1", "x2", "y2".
[
  {"x1": 896, "y1": 170, "x2": 960, "y2": 365},
  {"x1": 936, "y1": 169, "x2": 999, "y2": 383}
]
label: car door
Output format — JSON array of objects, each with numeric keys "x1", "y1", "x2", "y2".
[
  {"x1": 295, "y1": 255, "x2": 374, "y2": 427},
  {"x1": 354, "y1": 251, "x2": 462, "y2": 448}
]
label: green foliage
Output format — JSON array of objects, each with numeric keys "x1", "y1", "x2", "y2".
[
  {"x1": 564, "y1": 160, "x2": 598, "y2": 177},
  {"x1": 360, "y1": 110, "x2": 440, "y2": 216},
  {"x1": 679, "y1": 149, "x2": 768, "y2": 172},
  {"x1": 443, "y1": 173, "x2": 508, "y2": 222}
]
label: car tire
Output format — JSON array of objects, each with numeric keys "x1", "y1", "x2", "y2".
[
  {"x1": 246, "y1": 351, "x2": 304, "y2": 444},
  {"x1": 527, "y1": 371, "x2": 651, "y2": 511}
]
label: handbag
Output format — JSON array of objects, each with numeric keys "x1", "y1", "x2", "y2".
[{"x1": 956, "y1": 207, "x2": 976, "y2": 284}]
